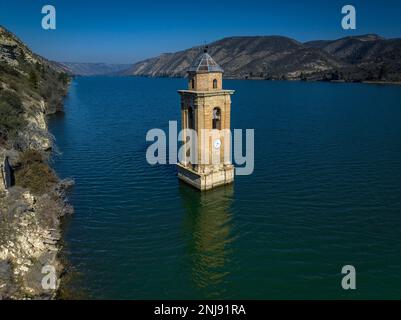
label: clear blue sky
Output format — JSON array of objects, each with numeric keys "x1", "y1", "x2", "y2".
[{"x1": 1, "y1": 0, "x2": 401, "y2": 63}]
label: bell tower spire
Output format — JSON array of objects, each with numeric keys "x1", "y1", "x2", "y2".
[{"x1": 177, "y1": 48, "x2": 235, "y2": 190}]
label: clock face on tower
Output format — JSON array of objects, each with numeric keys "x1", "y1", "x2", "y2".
[{"x1": 213, "y1": 139, "x2": 221, "y2": 149}]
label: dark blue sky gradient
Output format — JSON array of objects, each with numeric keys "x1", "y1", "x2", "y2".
[{"x1": 1, "y1": 0, "x2": 401, "y2": 63}]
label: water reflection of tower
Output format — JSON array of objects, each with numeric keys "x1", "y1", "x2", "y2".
[{"x1": 179, "y1": 183, "x2": 236, "y2": 298}]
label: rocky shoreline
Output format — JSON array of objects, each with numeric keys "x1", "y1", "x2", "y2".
[
  {"x1": 0, "y1": 92, "x2": 73, "y2": 299},
  {"x1": 0, "y1": 25, "x2": 73, "y2": 299}
]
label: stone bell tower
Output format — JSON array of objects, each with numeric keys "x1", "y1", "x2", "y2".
[{"x1": 177, "y1": 48, "x2": 235, "y2": 190}]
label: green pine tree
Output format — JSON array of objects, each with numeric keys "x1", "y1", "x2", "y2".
[{"x1": 29, "y1": 70, "x2": 39, "y2": 89}]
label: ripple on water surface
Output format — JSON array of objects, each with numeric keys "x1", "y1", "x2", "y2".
[{"x1": 50, "y1": 78, "x2": 401, "y2": 299}]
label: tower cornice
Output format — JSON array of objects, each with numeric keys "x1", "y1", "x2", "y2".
[{"x1": 178, "y1": 90, "x2": 235, "y2": 97}]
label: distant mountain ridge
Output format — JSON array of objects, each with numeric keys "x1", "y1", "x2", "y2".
[
  {"x1": 124, "y1": 34, "x2": 401, "y2": 82},
  {"x1": 60, "y1": 62, "x2": 131, "y2": 76}
]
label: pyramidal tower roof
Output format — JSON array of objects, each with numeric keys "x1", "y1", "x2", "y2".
[{"x1": 188, "y1": 48, "x2": 224, "y2": 73}]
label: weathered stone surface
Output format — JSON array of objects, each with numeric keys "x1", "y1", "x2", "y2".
[
  {"x1": 177, "y1": 163, "x2": 234, "y2": 190},
  {"x1": 178, "y1": 54, "x2": 235, "y2": 191},
  {"x1": 188, "y1": 72, "x2": 223, "y2": 91},
  {"x1": 0, "y1": 188, "x2": 65, "y2": 299}
]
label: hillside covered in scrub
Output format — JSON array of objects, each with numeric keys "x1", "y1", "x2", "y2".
[
  {"x1": 0, "y1": 25, "x2": 73, "y2": 299},
  {"x1": 125, "y1": 34, "x2": 401, "y2": 82}
]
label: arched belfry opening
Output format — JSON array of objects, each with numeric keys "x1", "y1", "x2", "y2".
[
  {"x1": 187, "y1": 106, "x2": 194, "y2": 130},
  {"x1": 178, "y1": 47, "x2": 235, "y2": 190},
  {"x1": 212, "y1": 107, "x2": 221, "y2": 130}
]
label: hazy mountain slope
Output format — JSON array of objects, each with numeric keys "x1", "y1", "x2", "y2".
[
  {"x1": 60, "y1": 62, "x2": 132, "y2": 76},
  {"x1": 126, "y1": 35, "x2": 401, "y2": 82},
  {"x1": 304, "y1": 34, "x2": 391, "y2": 63},
  {"x1": 304, "y1": 34, "x2": 401, "y2": 81},
  {"x1": 125, "y1": 36, "x2": 343, "y2": 80}
]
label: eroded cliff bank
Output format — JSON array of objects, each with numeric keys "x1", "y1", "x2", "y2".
[{"x1": 0, "y1": 25, "x2": 73, "y2": 299}]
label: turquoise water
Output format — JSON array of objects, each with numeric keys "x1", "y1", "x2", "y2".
[{"x1": 49, "y1": 77, "x2": 401, "y2": 299}]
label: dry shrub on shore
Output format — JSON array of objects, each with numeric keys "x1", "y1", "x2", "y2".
[{"x1": 14, "y1": 149, "x2": 58, "y2": 195}]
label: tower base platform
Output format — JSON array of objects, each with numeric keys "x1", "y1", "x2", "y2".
[{"x1": 177, "y1": 163, "x2": 234, "y2": 191}]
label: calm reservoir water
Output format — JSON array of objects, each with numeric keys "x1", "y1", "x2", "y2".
[{"x1": 49, "y1": 77, "x2": 401, "y2": 299}]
